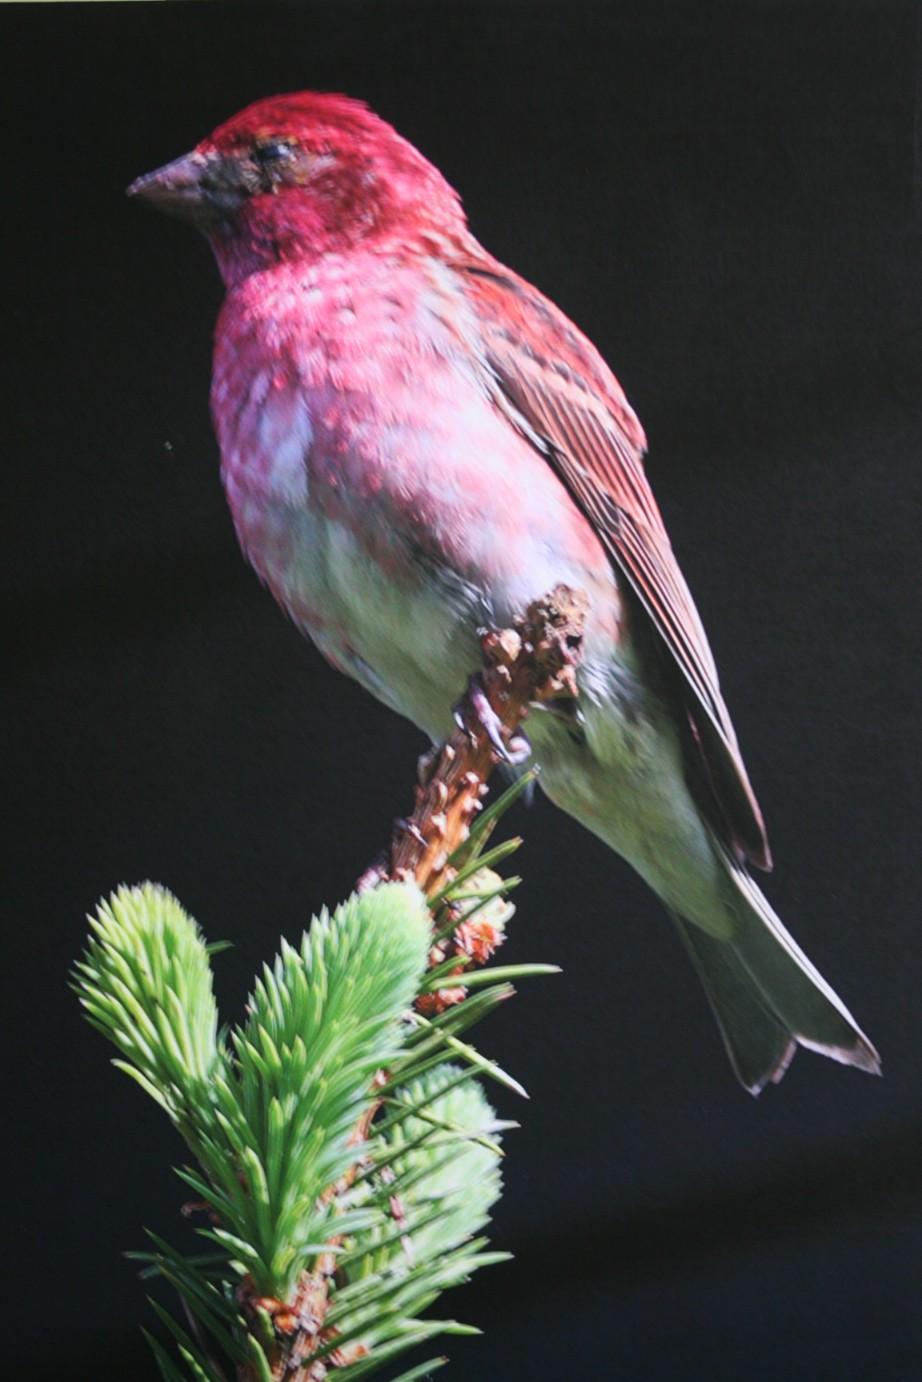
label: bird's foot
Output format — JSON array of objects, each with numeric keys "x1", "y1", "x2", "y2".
[
  {"x1": 505, "y1": 728, "x2": 531, "y2": 765},
  {"x1": 394, "y1": 816, "x2": 427, "y2": 848},
  {"x1": 452, "y1": 673, "x2": 532, "y2": 765},
  {"x1": 355, "y1": 854, "x2": 389, "y2": 893}
]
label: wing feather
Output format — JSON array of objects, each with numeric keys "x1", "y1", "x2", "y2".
[{"x1": 458, "y1": 258, "x2": 771, "y2": 869}]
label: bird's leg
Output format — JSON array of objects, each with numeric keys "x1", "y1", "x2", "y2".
[
  {"x1": 384, "y1": 586, "x2": 588, "y2": 895},
  {"x1": 453, "y1": 672, "x2": 504, "y2": 755},
  {"x1": 453, "y1": 672, "x2": 530, "y2": 764}
]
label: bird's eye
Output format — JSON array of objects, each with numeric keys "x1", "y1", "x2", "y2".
[{"x1": 254, "y1": 140, "x2": 294, "y2": 165}]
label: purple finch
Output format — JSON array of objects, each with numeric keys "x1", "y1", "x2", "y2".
[{"x1": 129, "y1": 93, "x2": 879, "y2": 1093}]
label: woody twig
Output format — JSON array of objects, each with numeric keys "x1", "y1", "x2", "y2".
[{"x1": 389, "y1": 583, "x2": 587, "y2": 1010}]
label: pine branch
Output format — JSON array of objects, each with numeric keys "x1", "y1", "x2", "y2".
[
  {"x1": 247, "y1": 585, "x2": 586, "y2": 1379},
  {"x1": 75, "y1": 585, "x2": 586, "y2": 1382},
  {"x1": 389, "y1": 583, "x2": 586, "y2": 1016}
]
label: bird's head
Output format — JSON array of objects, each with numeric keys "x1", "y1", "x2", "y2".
[{"x1": 128, "y1": 92, "x2": 466, "y2": 285}]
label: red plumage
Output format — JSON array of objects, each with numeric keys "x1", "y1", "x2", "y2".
[{"x1": 128, "y1": 92, "x2": 878, "y2": 1092}]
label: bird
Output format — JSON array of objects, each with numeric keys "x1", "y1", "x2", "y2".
[{"x1": 128, "y1": 91, "x2": 879, "y2": 1094}]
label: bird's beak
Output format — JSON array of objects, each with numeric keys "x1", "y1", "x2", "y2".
[{"x1": 127, "y1": 151, "x2": 214, "y2": 222}]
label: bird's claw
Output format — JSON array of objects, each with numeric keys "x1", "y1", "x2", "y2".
[
  {"x1": 394, "y1": 816, "x2": 427, "y2": 847},
  {"x1": 505, "y1": 730, "x2": 532, "y2": 765},
  {"x1": 356, "y1": 854, "x2": 389, "y2": 893},
  {"x1": 453, "y1": 673, "x2": 531, "y2": 765}
]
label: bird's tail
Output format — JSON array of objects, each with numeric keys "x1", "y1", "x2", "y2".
[{"x1": 672, "y1": 844, "x2": 881, "y2": 1095}]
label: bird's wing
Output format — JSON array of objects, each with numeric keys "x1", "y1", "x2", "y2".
[{"x1": 457, "y1": 258, "x2": 771, "y2": 870}]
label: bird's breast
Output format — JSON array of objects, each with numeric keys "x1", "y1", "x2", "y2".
[{"x1": 211, "y1": 254, "x2": 628, "y2": 731}]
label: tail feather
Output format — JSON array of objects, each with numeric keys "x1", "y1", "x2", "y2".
[
  {"x1": 674, "y1": 916, "x2": 796, "y2": 1094},
  {"x1": 675, "y1": 842, "x2": 881, "y2": 1094}
]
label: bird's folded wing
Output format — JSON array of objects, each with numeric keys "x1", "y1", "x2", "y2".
[{"x1": 457, "y1": 257, "x2": 771, "y2": 870}]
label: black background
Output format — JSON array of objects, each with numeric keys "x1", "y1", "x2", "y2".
[{"x1": 5, "y1": 2, "x2": 921, "y2": 1379}]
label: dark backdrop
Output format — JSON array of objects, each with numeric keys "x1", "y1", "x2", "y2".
[{"x1": 5, "y1": 2, "x2": 920, "y2": 1379}]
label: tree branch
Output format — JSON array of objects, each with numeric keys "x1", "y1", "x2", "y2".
[{"x1": 236, "y1": 585, "x2": 587, "y2": 1381}]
